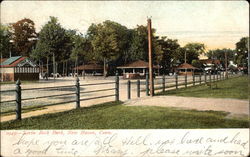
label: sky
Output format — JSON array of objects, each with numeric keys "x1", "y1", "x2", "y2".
[{"x1": 1, "y1": 1, "x2": 249, "y2": 50}]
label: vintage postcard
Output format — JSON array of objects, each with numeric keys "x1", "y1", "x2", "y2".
[{"x1": 0, "y1": 1, "x2": 249, "y2": 157}]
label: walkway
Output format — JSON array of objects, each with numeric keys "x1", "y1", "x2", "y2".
[{"x1": 124, "y1": 96, "x2": 249, "y2": 117}]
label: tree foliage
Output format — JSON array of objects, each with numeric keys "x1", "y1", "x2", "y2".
[
  {"x1": 191, "y1": 60, "x2": 203, "y2": 68},
  {"x1": 87, "y1": 20, "x2": 130, "y2": 75},
  {"x1": 0, "y1": 24, "x2": 11, "y2": 57},
  {"x1": 206, "y1": 48, "x2": 235, "y2": 67},
  {"x1": 235, "y1": 37, "x2": 249, "y2": 67},
  {"x1": 128, "y1": 25, "x2": 150, "y2": 61},
  {"x1": 156, "y1": 36, "x2": 180, "y2": 72},
  {"x1": 172, "y1": 43, "x2": 205, "y2": 64},
  {"x1": 70, "y1": 33, "x2": 93, "y2": 63},
  {"x1": 31, "y1": 17, "x2": 71, "y2": 61},
  {"x1": 11, "y1": 18, "x2": 37, "y2": 56},
  {"x1": 87, "y1": 21, "x2": 129, "y2": 61}
]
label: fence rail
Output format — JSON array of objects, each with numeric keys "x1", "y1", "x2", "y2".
[{"x1": 22, "y1": 85, "x2": 74, "y2": 91}]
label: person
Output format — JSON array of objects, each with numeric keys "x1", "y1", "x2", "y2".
[{"x1": 44, "y1": 72, "x2": 48, "y2": 80}]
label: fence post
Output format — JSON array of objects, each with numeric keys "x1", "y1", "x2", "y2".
[
  {"x1": 193, "y1": 74, "x2": 195, "y2": 86},
  {"x1": 146, "y1": 72, "x2": 149, "y2": 96},
  {"x1": 75, "y1": 77, "x2": 80, "y2": 108},
  {"x1": 199, "y1": 73, "x2": 201, "y2": 84},
  {"x1": 175, "y1": 74, "x2": 178, "y2": 89},
  {"x1": 127, "y1": 80, "x2": 131, "y2": 99},
  {"x1": 115, "y1": 72, "x2": 119, "y2": 101},
  {"x1": 15, "y1": 79, "x2": 22, "y2": 120},
  {"x1": 162, "y1": 75, "x2": 165, "y2": 92},
  {"x1": 185, "y1": 73, "x2": 187, "y2": 88},
  {"x1": 220, "y1": 71, "x2": 221, "y2": 80},
  {"x1": 222, "y1": 71, "x2": 225, "y2": 80}
]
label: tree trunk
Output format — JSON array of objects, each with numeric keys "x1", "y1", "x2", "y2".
[
  {"x1": 62, "y1": 61, "x2": 64, "y2": 77},
  {"x1": 103, "y1": 57, "x2": 106, "y2": 77},
  {"x1": 66, "y1": 60, "x2": 68, "y2": 76},
  {"x1": 158, "y1": 64, "x2": 160, "y2": 76},
  {"x1": 41, "y1": 61, "x2": 43, "y2": 77},
  {"x1": 46, "y1": 57, "x2": 49, "y2": 76},
  {"x1": 56, "y1": 62, "x2": 58, "y2": 76},
  {"x1": 53, "y1": 53, "x2": 55, "y2": 80},
  {"x1": 74, "y1": 60, "x2": 77, "y2": 77}
]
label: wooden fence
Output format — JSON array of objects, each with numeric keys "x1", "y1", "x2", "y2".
[
  {"x1": 0, "y1": 71, "x2": 242, "y2": 121},
  {"x1": 126, "y1": 71, "x2": 242, "y2": 99},
  {"x1": 0, "y1": 76, "x2": 119, "y2": 120}
]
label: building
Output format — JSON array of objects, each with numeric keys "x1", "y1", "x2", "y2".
[
  {"x1": 176, "y1": 63, "x2": 199, "y2": 75},
  {"x1": 117, "y1": 60, "x2": 160, "y2": 79},
  {"x1": 73, "y1": 63, "x2": 104, "y2": 76},
  {"x1": 0, "y1": 56, "x2": 39, "y2": 81},
  {"x1": 200, "y1": 59, "x2": 222, "y2": 72}
]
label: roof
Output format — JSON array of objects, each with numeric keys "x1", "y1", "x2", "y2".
[
  {"x1": 73, "y1": 64, "x2": 104, "y2": 70},
  {"x1": 176, "y1": 63, "x2": 198, "y2": 69},
  {"x1": 0, "y1": 56, "x2": 33, "y2": 68},
  {"x1": 1, "y1": 56, "x2": 22, "y2": 66},
  {"x1": 117, "y1": 60, "x2": 159, "y2": 69},
  {"x1": 0, "y1": 58, "x2": 7, "y2": 63},
  {"x1": 200, "y1": 59, "x2": 221, "y2": 64}
]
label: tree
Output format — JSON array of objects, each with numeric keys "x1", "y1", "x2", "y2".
[
  {"x1": 31, "y1": 16, "x2": 72, "y2": 75},
  {"x1": 156, "y1": 36, "x2": 180, "y2": 73},
  {"x1": 173, "y1": 43, "x2": 205, "y2": 64},
  {"x1": 0, "y1": 24, "x2": 11, "y2": 58},
  {"x1": 191, "y1": 60, "x2": 203, "y2": 69},
  {"x1": 206, "y1": 48, "x2": 235, "y2": 68},
  {"x1": 128, "y1": 25, "x2": 149, "y2": 62},
  {"x1": 70, "y1": 33, "x2": 93, "y2": 63},
  {"x1": 11, "y1": 18, "x2": 37, "y2": 56},
  {"x1": 87, "y1": 20, "x2": 129, "y2": 76},
  {"x1": 235, "y1": 37, "x2": 249, "y2": 69}
]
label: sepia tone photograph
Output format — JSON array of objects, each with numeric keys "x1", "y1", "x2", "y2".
[{"x1": 0, "y1": 1, "x2": 249, "y2": 157}]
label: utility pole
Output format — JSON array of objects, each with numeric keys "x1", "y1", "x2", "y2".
[{"x1": 147, "y1": 18, "x2": 154, "y2": 96}]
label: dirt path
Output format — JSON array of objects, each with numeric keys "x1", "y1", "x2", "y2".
[{"x1": 124, "y1": 96, "x2": 249, "y2": 117}]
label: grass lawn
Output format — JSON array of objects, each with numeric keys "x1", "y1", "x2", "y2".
[
  {"x1": 1, "y1": 101, "x2": 248, "y2": 129},
  {"x1": 157, "y1": 76, "x2": 249, "y2": 100},
  {"x1": 1, "y1": 105, "x2": 47, "y2": 116}
]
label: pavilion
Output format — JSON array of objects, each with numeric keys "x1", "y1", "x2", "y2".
[
  {"x1": 73, "y1": 63, "x2": 104, "y2": 76},
  {"x1": 117, "y1": 60, "x2": 160, "y2": 79},
  {"x1": 176, "y1": 63, "x2": 199, "y2": 75}
]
